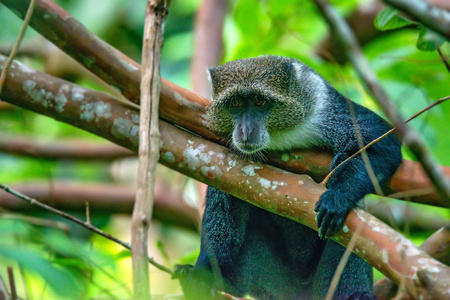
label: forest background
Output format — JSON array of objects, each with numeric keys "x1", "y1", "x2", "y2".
[{"x1": 0, "y1": 0, "x2": 449, "y2": 299}]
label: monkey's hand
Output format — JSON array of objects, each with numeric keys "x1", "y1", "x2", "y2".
[
  {"x1": 314, "y1": 189, "x2": 353, "y2": 239},
  {"x1": 173, "y1": 264, "x2": 218, "y2": 300}
]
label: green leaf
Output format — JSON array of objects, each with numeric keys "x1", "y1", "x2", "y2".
[
  {"x1": 0, "y1": 244, "x2": 83, "y2": 298},
  {"x1": 374, "y1": 6, "x2": 416, "y2": 31},
  {"x1": 417, "y1": 27, "x2": 446, "y2": 51}
]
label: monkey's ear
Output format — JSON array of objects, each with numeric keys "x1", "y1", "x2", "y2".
[
  {"x1": 290, "y1": 62, "x2": 304, "y2": 82},
  {"x1": 206, "y1": 66, "x2": 219, "y2": 98}
]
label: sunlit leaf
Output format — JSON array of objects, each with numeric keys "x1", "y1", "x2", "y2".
[{"x1": 374, "y1": 6, "x2": 416, "y2": 31}]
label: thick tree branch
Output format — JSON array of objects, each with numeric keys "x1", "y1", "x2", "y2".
[
  {"x1": 374, "y1": 224, "x2": 450, "y2": 299},
  {"x1": 383, "y1": 0, "x2": 450, "y2": 39},
  {"x1": 0, "y1": 56, "x2": 449, "y2": 299},
  {"x1": 3, "y1": 0, "x2": 449, "y2": 206}
]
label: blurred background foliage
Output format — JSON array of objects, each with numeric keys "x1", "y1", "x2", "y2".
[{"x1": 0, "y1": 0, "x2": 448, "y2": 298}]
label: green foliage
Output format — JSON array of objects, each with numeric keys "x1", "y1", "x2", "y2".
[
  {"x1": 417, "y1": 27, "x2": 446, "y2": 51},
  {"x1": 374, "y1": 6, "x2": 416, "y2": 31},
  {"x1": 374, "y1": 6, "x2": 447, "y2": 52}
]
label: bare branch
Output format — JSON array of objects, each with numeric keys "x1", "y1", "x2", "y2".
[
  {"x1": 191, "y1": 0, "x2": 227, "y2": 98},
  {"x1": 313, "y1": 0, "x2": 450, "y2": 206},
  {"x1": 0, "y1": 52, "x2": 448, "y2": 207},
  {"x1": 0, "y1": 133, "x2": 134, "y2": 160},
  {"x1": 383, "y1": 0, "x2": 450, "y2": 39},
  {"x1": 132, "y1": 0, "x2": 169, "y2": 297}
]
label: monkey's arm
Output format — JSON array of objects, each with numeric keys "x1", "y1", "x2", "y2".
[{"x1": 315, "y1": 118, "x2": 402, "y2": 238}]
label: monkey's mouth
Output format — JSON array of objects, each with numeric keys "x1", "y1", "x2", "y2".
[{"x1": 233, "y1": 142, "x2": 265, "y2": 154}]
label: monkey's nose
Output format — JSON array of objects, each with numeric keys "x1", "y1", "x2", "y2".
[{"x1": 241, "y1": 125, "x2": 254, "y2": 142}]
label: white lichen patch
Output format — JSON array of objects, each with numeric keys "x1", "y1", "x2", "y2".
[
  {"x1": 298, "y1": 180, "x2": 304, "y2": 185},
  {"x1": 131, "y1": 113, "x2": 140, "y2": 123},
  {"x1": 119, "y1": 58, "x2": 139, "y2": 73},
  {"x1": 227, "y1": 159, "x2": 236, "y2": 171},
  {"x1": 371, "y1": 226, "x2": 383, "y2": 233},
  {"x1": 71, "y1": 86, "x2": 85, "y2": 101},
  {"x1": 130, "y1": 125, "x2": 139, "y2": 137},
  {"x1": 342, "y1": 225, "x2": 349, "y2": 233},
  {"x1": 259, "y1": 178, "x2": 271, "y2": 189},
  {"x1": 54, "y1": 93, "x2": 67, "y2": 113},
  {"x1": 201, "y1": 166, "x2": 223, "y2": 179},
  {"x1": 16, "y1": 61, "x2": 35, "y2": 74},
  {"x1": 22, "y1": 79, "x2": 68, "y2": 113},
  {"x1": 199, "y1": 152, "x2": 212, "y2": 164},
  {"x1": 173, "y1": 91, "x2": 203, "y2": 109},
  {"x1": 242, "y1": 165, "x2": 261, "y2": 176},
  {"x1": 111, "y1": 117, "x2": 138, "y2": 147},
  {"x1": 80, "y1": 101, "x2": 112, "y2": 122},
  {"x1": 381, "y1": 250, "x2": 389, "y2": 264},
  {"x1": 183, "y1": 144, "x2": 207, "y2": 171}
]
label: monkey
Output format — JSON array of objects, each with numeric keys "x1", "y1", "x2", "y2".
[{"x1": 174, "y1": 55, "x2": 402, "y2": 300}]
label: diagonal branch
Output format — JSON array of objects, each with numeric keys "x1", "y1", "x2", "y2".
[
  {"x1": 1, "y1": 54, "x2": 449, "y2": 299},
  {"x1": 2, "y1": 0, "x2": 449, "y2": 206}
]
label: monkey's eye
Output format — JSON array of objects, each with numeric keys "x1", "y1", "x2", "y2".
[
  {"x1": 230, "y1": 99, "x2": 241, "y2": 107},
  {"x1": 254, "y1": 96, "x2": 266, "y2": 107}
]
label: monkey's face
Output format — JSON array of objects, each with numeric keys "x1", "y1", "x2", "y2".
[{"x1": 227, "y1": 93, "x2": 271, "y2": 154}]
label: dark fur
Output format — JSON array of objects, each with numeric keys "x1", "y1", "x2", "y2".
[{"x1": 175, "y1": 56, "x2": 402, "y2": 300}]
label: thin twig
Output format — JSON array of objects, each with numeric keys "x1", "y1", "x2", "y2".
[
  {"x1": 437, "y1": 48, "x2": 450, "y2": 73},
  {"x1": 0, "y1": 0, "x2": 36, "y2": 94},
  {"x1": 131, "y1": 0, "x2": 169, "y2": 298},
  {"x1": 346, "y1": 99, "x2": 383, "y2": 195},
  {"x1": 0, "y1": 184, "x2": 173, "y2": 275},
  {"x1": 322, "y1": 93, "x2": 450, "y2": 186},
  {"x1": 7, "y1": 267, "x2": 17, "y2": 300},
  {"x1": 324, "y1": 223, "x2": 364, "y2": 300}
]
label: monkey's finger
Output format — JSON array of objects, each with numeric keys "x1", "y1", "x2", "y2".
[
  {"x1": 319, "y1": 213, "x2": 333, "y2": 239},
  {"x1": 324, "y1": 218, "x2": 339, "y2": 237},
  {"x1": 316, "y1": 208, "x2": 326, "y2": 228},
  {"x1": 314, "y1": 201, "x2": 322, "y2": 212}
]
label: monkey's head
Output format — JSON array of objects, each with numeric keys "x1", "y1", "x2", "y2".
[{"x1": 205, "y1": 55, "x2": 318, "y2": 155}]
